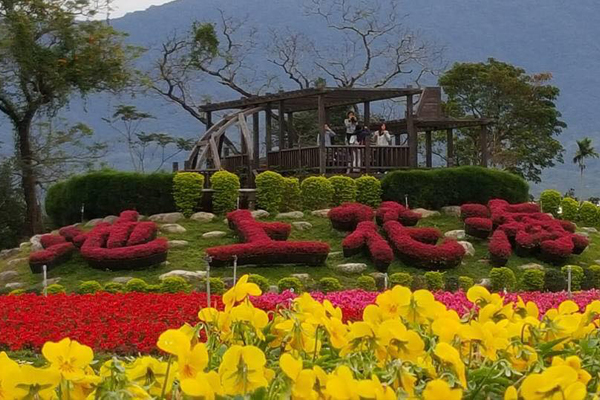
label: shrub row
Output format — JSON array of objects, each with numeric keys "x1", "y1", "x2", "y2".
[{"x1": 487, "y1": 264, "x2": 600, "y2": 292}]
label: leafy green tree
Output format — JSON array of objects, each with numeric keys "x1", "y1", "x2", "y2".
[
  {"x1": 573, "y1": 137, "x2": 599, "y2": 198},
  {"x1": 0, "y1": 0, "x2": 136, "y2": 234},
  {"x1": 438, "y1": 58, "x2": 565, "y2": 183},
  {"x1": 0, "y1": 158, "x2": 25, "y2": 250}
]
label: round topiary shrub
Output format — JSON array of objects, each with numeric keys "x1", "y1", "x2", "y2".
[
  {"x1": 355, "y1": 175, "x2": 382, "y2": 208},
  {"x1": 584, "y1": 265, "x2": 600, "y2": 290},
  {"x1": 579, "y1": 201, "x2": 599, "y2": 226},
  {"x1": 247, "y1": 274, "x2": 269, "y2": 294},
  {"x1": 389, "y1": 272, "x2": 412, "y2": 288},
  {"x1": 147, "y1": 284, "x2": 161, "y2": 293},
  {"x1": 356, "y1": 276, "x2": 377, "y2": 291},
  {"x1": 458, "y1": 276, "x2": 474, "y2": 291},
  {"x1": 172, "y1": 172, "x2": 205, "y2": 217},
  {"x1": 410, "y1": 275, "x2": 427, "y2": 291},
  {"x1": 301, "y1": 176, "x2": 334, "y2": 210},
  {"x1": 444, "y1": 276, "x2": 459, "y2": 292},
  {"x1": 521, "y1": 269, "x2": 545, "y2": 291},
  {"x1": 125, "y1": 278, "x2": 150, "y2": 293},
  {"x1": 560, "y1": 197, "x2": 579, "y2": 222},
  {"x1": 561, "y1": 265, "x2": 584, "y2": 291},
  {"x1": 9, "y1": 289, "x2": 26, "y2": 296},
  {"x1": 103, "y1": 282, "x2": 125, "y2": 294},
  {"x1": 540, "y1": 189, "x2": 561, "y2": 217},
  {"x1": 544, "y1": 268, "x2": 566, "y2": 292},
  {"x1": 210, "y1": 170, "x2": 240, "y2": 215},
  {"x1": 278, "y1": 277, "x2": 303, "y2": 293},
  {"x1": 255, "y1": 171, "x2": 285, "y2": 213},
  {"x1": 78, "y1": 280, "x2": 103, "y2": 294},
  {"x1": 489, "y1": 267, "x2": 516, "y2": 292},
  {"x1": 45, "y1": 284, "x2": 66, "y2": 295},
  {"x1": 198, "y1": 277, "x2": 226, "y2": 295},
  {"x1": 424, "y1": 271, "x2": 444, "y2": 291},
  {"x1": 319, "y1": 277, "x2": 342, "y2": 293},
  {"x1": 160, "y1": 276, "x2": 191, "y2": 293},
  {"x1": 328, "y1": 176, "x2": 357, "y2": 206},
  {"x1": 281, "y1": 177, "x2": 302, "y2": 212}
]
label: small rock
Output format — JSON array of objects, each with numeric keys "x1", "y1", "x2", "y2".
[
  {"x1": 202, "y1": 231, "x2": 227, "y2": 239},
  {"x1": 578, "y1": 232, "x2": 590, "y2": 238},
  {"x1": 19, "y1": 242, "x2": 31, "y2": 250},
  {"x1": 334, "y1": 263, "x2": 367, "y2": 274},
  {"x1": 112, "y1": 277, "x2": 134, "y2": 284},
  {"x1": 292, "y1": 221, "x2": 313, "y2": 231},
  {"x1": 370, "y1": 272, "x2": 387, "y2": 291},
  {"x1": 276, "y1": 211, "x2": 305, "y2": 219},
  {"x1": 477, "y1": 278, "x2": 491, "y2": 289},
  {"x1": 31, "y1": 242, "x2": 43, "y2": 252},
  {"x1": 251, "y1": 210, "x2": 270, "y2": 219},
  {"x1": 412, "y1": 208, "x2": 441, "y2": 218},
  {"x1": 160, "y1": 224, "x2": 187, "y2": 234},
  {"x1": 311, "y1": 209, "x2": 331, "y2": 218},
  {"x1": 168, "y1": 240, "x2": 189, "y2": 248},
  {"x1": 149, "y1": 212, "x2": 185, "y2": 224},
  {"x1": 0, "y1": 271, "x2": 18, "y2": 283},
  {"x1": 159, "y1": 270, "x2": 207, "y2": 282},
  {"x1": 137, "y1": 215, "x2": 147, "y2": 221},
  {"x1": 30, "y1": 235, "x2": 44, "y2": 252},
  {"x1": 445, "y1": 230, "x2": 466, "y2": 240},
  {"x1": 46, "y1": 278, "x2": 62, "y2": 285},
  {"x1": 7, "y1": 258, "x2": 27, "y2": 268},
  {"x1": 580, "y1": 227, "x2": 598, "y2": 234},
  {"x1": 518, "y1": 263, "x2": 545, "y2": 271},
  {"x1": 458, "y1": 241, "x2": 475, "y2": 256},
  {"x1": 190, "y1": 212, "x2": 216, "y2": 223},
  {"x1": 223, "y1": 218, "x2": 228, "y2": 224},
  {"x1": 30, "y1": 234, "x2": 43, "y2": 245},
  {"x1": 50, "y1": 230, "x2": 60, "y2": 235},
  {"x1": 103, "y1": 215, "x2": 119, "y2": 224},
  {"x1": 0, "y1": 248, "x2": 20, "y2": 260},
  {"x1": 291, "y1": 273, "x2": 312, "y2": 283},
  {"x1": 5, "y1": 282, "x2": 25, "y2": 290},
  {"x1": 84, "y1": 218, "x2": 103, "y2": 228},
  {"x1": 268, "y1": 285, "x2": 279, "y2": 293},
  {"x1": 441, "y1": 206, "x2": 461, "y2": 217},
  {"x1": 328, "y1": 251, "x2": 342, "y2": 258}
]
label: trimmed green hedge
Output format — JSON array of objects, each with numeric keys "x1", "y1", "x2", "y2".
[
  {"x1": 256, "y1": 171, "x2": 285, "y2": 213},
  {"x1": 173, "y1": 172, "x2": 205, "y2": 217},
  {"x1": 46, "y1": 170, "x2": 176, "y2": 226},
  {"x1": 381, "y1": 167, "x2": 529, "y2": 209}
]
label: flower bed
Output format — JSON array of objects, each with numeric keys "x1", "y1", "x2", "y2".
[
  {"x1": 460, "y1": 203, "x2": 489, "y2": 220},
  {"x1": 488, "y1": 229, "x2": 511, "y2": 266},
  {"x1": 375, "y1": 201, "x2": 420, "y2": 226},
  {"x1": 342, "y1": 221, "x2": 394, "y2": 272},
  {"x1": 328, "y1": 202, "x2": 374, "y2": 231},
  {"x1": 464, "y1": 217, "x2": 493, "y2": 239}
]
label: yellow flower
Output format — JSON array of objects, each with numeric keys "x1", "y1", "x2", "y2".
[
  {"x1": 431, "y1": 310, "x2": 462, "y2": 343},
  {"x1": 180, "y1": 371, "x2": 223, "y2": 400},
  {"x1": 551, "y1": 356, "x2": 591, "y2": 385},
  {"x1": 280, "y1": 353, "x2": 318, "y2": 400},
  {"x1": 126, "y1": 356, "x2": 175, "y2": 396},
  {"x1": 157, "y1": 329, "x2": 207, "y2": 379},
  {"x1": 521, "y1": 365, "x2": 586, "y2": 400},
  {"x1": 198, "y1": 307, "x2": 220, "y2": 323},
  {"x1": 41, "y1": 338, "x2": 94, "y2": 380},
  {"x1": 230, "y1": 301, "x2": 269, "y2": 339},
  {"x1": 460, "y1": 320, "x2": 509, "y2": 361},
  {"x1": 0, "y1": 352, "x2": 28, "y2": 399},
  {"x1": 65, "y1": 368, "x2": 101, "y2": 400},
  {"x1": 325, "y1": 365, "x2": 360, "y2": 400},
  {"x1": 376, "y1": 319, "x2": 425, "y2": 362},
  {"x1": 324, "y1": 317, "x2": 348, "y2": 349},
  {"x1": 219, "y1": 345, "x2": 268, "y2": 396},
  {"x1": 357, "y1": 375, "x2": 396, "y2": 400},
  {"x1": 505, "y1": 385, "x2": 518, "y2": 400},
  {"x1": 433, "y1": 343, "x2": 466, "y2": 388},
  {"x1": 223, "y1": 274, "x2": 261, "y2": 310},
  {"x1": 422, "y1": 379, "x2": 462, "y2": 400},
  {"x1": 506, "y1": 344, "x2": 538, "y2": 372},
  {"x1": 401, "y1": 290, "x2": 445, "y2": 324},
  {"x1": 375, "y1": 285, "x2": 411, "y2": 319},
  {"x1": 16, "y1": 365, "x2": 61, "y2": 400}
]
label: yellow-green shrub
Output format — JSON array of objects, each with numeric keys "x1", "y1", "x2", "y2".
[
  {"x1": 301, "y1": 176, "x2": 333, "y2": 210},
  {"x1": 579, "y1": 201, "x2": 599, "y2": 226},
  {"x1": 562, "y1": 265, "x2": 584, "y2": 291},
  {"x1": 424, "y1": 271, "x2": 444, "y2": 291},
  {"x1": 521, "y1": 269, "x2": 545, "y2": 291},
  {"x1": 172, "y1": 172, "x2": 205, "y2": 217},
  {"x1": 281, "y1": 177, "x2": 301, "y2": 212},
  {"x1": 125, "y1": 278, "x2": 150, "y2": 293},
  {"x1": 278, "y1": 277, "x2": 303, "y2": 293},
  {"x1": 489, "y1": 267, "x2": 516, "y2": 291},
  {"x1": 319, "y1": 277, "x2": 343, "y2": 293},
  {"x1": 355, "y1": 175, "x2": 382, "y2": 207},
  {"x1": 256, "y1": 171, "x2": 285, "y2": 213},
  {"x1": 210, "y1": 170, "x2": 240, "y2": 214},
  {"x1": 458, "y1": 276, "x2": 474, "y2": 291},
  {"x1": 78, "y1": 281, "x2": 103, "y2": 294},
  {"x1": 356, "y1": 276, "x2": 377, "y2": 291},
  {"x1": 540, "y1": 189, "x2": 561, "y2": 217},
  {"x1": 389, "y1": 272, "x2": 412, "y2": 288},
  {"x1": 45, "y1": 284, "x2": 66, "y2": 295},
  {"x1": 561, "y1": 197, "x2": 579, "y2": 221},
  {"x1": 328, "y1": 176, "x2": 357, "y2": 206}
]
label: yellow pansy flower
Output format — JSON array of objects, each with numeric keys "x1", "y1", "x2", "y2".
[
  {"x1": 126, "y1": 356, "x2": 175, "y2": 396},
  {"x1": 521, "y1": 365, "x2": 586, "y2": 400},
  {"x1": 218, "y1": 345, "x2": 268, "y2": 396},
  {"x1": 422, "y1": 379, "x2": 462, "y2": 400},
  {"x1": 17, "y1": 365, "x2": 61, "y2": 400},
  {"x1": 180, "y1": 370, "x2": 223, "y2": 400},
  {"x1": 157, "y1": 329, "x2": 208, "y2": 379},
  {"x1": 223, "y1": 274, "x2": 261, "y2": 311},
  {"x1": 357, "y1": 375, "x2": 396, "y2": 400},
  {"x1": 324, "y1": 317, "x2": 349, "y2": 349},
  {"x1": 376, "y1": 319, "x2": 425, "y2": 362},
  {"x1": 433, "y1": 342, "x2": 466, "y2": 388},
  {"x1": 325, "y1": 365, "x2": 360, "y2": 400},
  {"x1": 41, "y1": 338, "x2": 94, "y2": 381},
  {"x1": 505, "y1": 385, "x2": 518, "y2": 400},
  {"x1": 230, "y1": 301, "x2": 269, "y2": 339},
  {"x1": 0, "y1": 352, "x2": 28, "y2": 399},
  {"x1": 551, "y1": 356, "x2": 591, "y2": 385},
  {"x1": 280, "y1": 353, "x2": 318, "y2": 400},
  {"x1": 375, "y1": 285, "x2": 411, "y2": 319}
]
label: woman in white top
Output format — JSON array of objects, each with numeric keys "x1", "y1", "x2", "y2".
[
  {"x1": 375, "y1": 123, "x2": 392, "y2": 146},
  {"x1": 344, "y1": 111, "x2": 358, "y2": 145}
]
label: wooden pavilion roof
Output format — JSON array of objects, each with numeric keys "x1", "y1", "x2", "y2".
[{"x1": 199, "y1": 87, "x2": 422, "y2": 113}]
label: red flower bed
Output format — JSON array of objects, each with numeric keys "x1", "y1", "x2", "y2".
[
  {"x1": 506, "y1": 203, "x2": 541, "y2": 213},
  {"x1": 117, "y1": 210, "x2": 139, "y2": 223},
  {"x1": 571, "y1": 234, "x2": 589, "y2": 255},
  {"x1": 559, "y1": 220, "x2": 577, "y2": 233},
  {"x1": 328, "y1": 203, "x2": 374, "y2": 231},
  {"x1": 342, "y1": 221, "x2": 393, "y2": 272},
  {"x1": 460, "y1": 203, "x2": 489, "y2": 220},
  {"x1": 40, "y1": 234, "x2": 67, "y2": 248},
  {"x1": 29, "y1": 242, "x2": 76, "y2": 274},
  {"x1": 540, "y1": 235, "x2": 574, "y2": 265},
  {"x1": 488, "y1": 230, "x2": 511, "y2": 266},
  {"x1": 127, "y1": 222, "x2": 158, "y2": 246},
  {"x1": 106, "y1": 222, "x2": 136, "y2": 249},
  {"x1": 376, "y1": 202, "x2": 420, "y2": 226},
  {"x1": 464, "y1": 217, "x2": 493, "y2": 239},
  {"x1": 260, "y1": 222, "x2": 291, "y2": 241},
  {"x1": 58, "y1": 226, "x2": 83, "y2": 242}
]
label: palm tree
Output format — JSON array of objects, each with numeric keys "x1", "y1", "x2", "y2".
[{"x1": 573, "y1": 137, "x2": 599, "y2": 199}]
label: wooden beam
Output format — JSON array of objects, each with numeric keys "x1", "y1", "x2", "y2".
[
  {"x1": 406, "y1": 94, "x2": 418, "y2": 167},
  {"x1": 265, "y1": 104, "x2": 272, "y2": 168},
  {"x1": 252, "y1": 111, "x2": 260, "y2": 169},
  {"x1": 425, "y1": 130, "x2": 432, "y2": 168},
  {"x1": 318, "y1": 94, "x2": 326, "y2": 174},
  {"x1": 208, "y1": 137, "x2": 221, "y2": 169},
  {"x1": 364, "y1": 101, "x2": 371, "y2": 174},
  {"x1": 480, "y1": 125, "x2": 489, "y2": 167},
  {"x1": 446, "y1": 128, "x2": 454, "y2": 167},
  {"x1": 206, "y1": 111, "x2": 212, "y2": 128},
  {"x1": 278, "y1": 100, "x2": 285, "y2": 150},
  {"x1": 238, "y1": 114, "x2": 253, "y2": 160},
  {"x1": 287, "y1": 112, "x2": 296, "y2": 148}
]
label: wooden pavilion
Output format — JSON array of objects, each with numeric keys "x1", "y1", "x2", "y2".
[{"x1": 182, "y1": 86, "x2": 491, "y2": 184}]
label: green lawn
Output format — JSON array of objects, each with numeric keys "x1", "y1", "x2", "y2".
[{"x1": 2, "y1": 212, "x2": 600, "y2": 292}]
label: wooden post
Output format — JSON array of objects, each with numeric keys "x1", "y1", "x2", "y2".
[
  {"x1": 265, "y1": 104, "x2": 272, "y2": 168},
  {"x1": 446, "y1": 128, "x2": 454, "y2": 167},
  {"x1": 480, "y1": 125, "x2": 489, "y2": 167},
  {"x1": 287, "y1": 112, "x2": 295, "y2": 148},
  {"x1": 172, "y1": 162, "x2": 179, "y2": 172},
  {"x1": 425, "y1": 130, "x2": 432, "y2": 168},
  {"x1": 406, "y1": 94, "x2": 417, "y2": 167},
  {"x1": 364, "y1": 101, "x2": 371, "y2": 174},
  {"x1": 184, "y1": 160, "x2": 191, "y2": 170},
  {"x1": 252, "y1": 112, "x2": 260, "y2": 169},
  {"x1": 206, "y1": 111, "x2": 213, "y2": 128},
  {"x1": 278, "y1": 101, "x2": 285, "y2": 150},
  {"x1": 318, "y1": 94, "x2": 326, "y2": 174}
]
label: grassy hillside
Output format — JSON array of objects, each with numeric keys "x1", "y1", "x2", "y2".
[{"x1": 2, "y1": 212, "x2": 599, "y2": 292}]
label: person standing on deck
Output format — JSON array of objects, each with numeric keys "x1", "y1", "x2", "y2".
[
  {"x1": 344, "y1": 111, "x2": 358, "y2": 145},
  {"x1": 317, "y1": 124, "x2": 336, "y2": 146},
  {"x1": 375, "y1": 123, "x2": 392, "y2": 146}
]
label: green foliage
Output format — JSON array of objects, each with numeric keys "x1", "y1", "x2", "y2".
[
  {"x1": 540, "y1": 190, "x2": 562, "y2": 217},
  {"x1": 356, "y1": 276, "x2": 377, "y2": 292},
  {"x1": 458, "y1": 276, "x2": 475, "y2": 291},
  {"x1": 521, "y1": 269, "x2": 545, "y2": 291},
  {"x1": 8, "y1": 289, "x2": 26, "y2": 296},
  {"x1": 210, "y1": 171, "x2": 240, "y2": 215},
  {"x1": 278, "y1": 277, "x2": 303, "y2": 293},
  {"x1": 319, "y1": 277, "x2": 343, "y2": 293},
  {"x1": 328, "y1": 176, "x2": 357, "y2": 206},
  {"x1": 355, "y1": 175, "x2": 382, "y2": 208},
  {"x1": 103, "y1": 282, "x2": 125, "y2": 294},
  {"x1": 439, "y1": 58, "x2": 565, "y2": 183},
  {"x1": 444, "y1": 276, "x2": 460, "y2": 292},
  {"x1": 489, "y1": 267, "x2": 517, "y2": 291},
  {"x1": 199, "y1": 278, "x2": 226, "y2": 295},
  {"x1": 255, "y1": 171, "x2": 285, "y2": 213},
  {"x1": 281, "y1": 177, "x2": 302, "y2": 212},
  {"x1": 424, "y1": 271, "x2": 444, "y2": 291},
  {"x1": 160, "y1": 276, "x2": 191, "y2": 294},
  {"x1": 544, "y1": 269, "x2": 566, "y2": 292},
  {"x1": 410, "y1": 275, "x2": 427, "y2": 291},
  {"x1": 0, "y1": 160, "x2": 25, "y2": 249},
  {"x1": 46, "y1": 170, "x2": 175, "y2": 226},
  {"x1": 248, "y1": 274, "x2": 270, "y2": 294},
  {"x1": 45, "y1": 284, "x2": 66, "y2": 295},
  {"x1": 562, "y1": 265, "x2": 584, "y2": 291},
  {"x1": 389, "y1": 272, "x2": 412, "y2": 288},
  {"x1": 560, "y1": 197, "x2": 579, "y2": 221},
  {"x1": 301, "y1": 176, "x2": 334, "y2": 210},
  {"x1": 579, "y1": 201, "x2": 599, "y2": 226},
  {"x1": 147, "y1": 284, "x2": 162, "y2": 293},
  {"x1": 125, "y1": 278, "x2": 150, "y2": 293},
  {"x1": 78, "y1": 281, "x2": 103, "y2": 294},
  {"x1": 172, "y1": 172, "x2": 205, "y2": 217},
  {"x1": 381, "y1": 167, "x2": 529, "y2": 209},
  {"x1": 573, "y1": 137, "x2": 599, "y2": 178}
]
